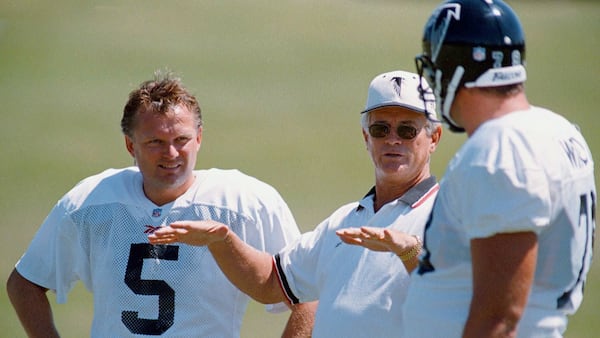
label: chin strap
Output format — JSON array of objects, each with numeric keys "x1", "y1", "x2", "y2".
[{"x1": 437, "y1": 67, "x2": 465, "y2": 133}]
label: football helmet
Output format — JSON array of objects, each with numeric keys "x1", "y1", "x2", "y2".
[{"x1": 415, "y1": 0, "x2": 526, "y2": 132}]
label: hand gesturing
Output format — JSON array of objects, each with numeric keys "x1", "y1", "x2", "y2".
[{"x1": 147, "y1": 220, "x2": 229, "y2": 246}]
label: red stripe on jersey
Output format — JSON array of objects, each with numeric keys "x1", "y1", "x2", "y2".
[{"x1": 411, "y1": 183, "x2": 439, "y2": 208}]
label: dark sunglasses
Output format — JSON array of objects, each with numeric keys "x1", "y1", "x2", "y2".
[{"x1": 368, "y1": 123, "x2": 420, "y2": 140}]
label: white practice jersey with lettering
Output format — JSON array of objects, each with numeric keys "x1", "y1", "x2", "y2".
[
  {"x1": 16, "y1": 167, "x2": 300, "y2": 337},
  {"x1": 404, "y1": 107, "x2": 596, "y2": 337}
]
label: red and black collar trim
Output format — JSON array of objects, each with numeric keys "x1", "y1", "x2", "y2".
[{"x1": 357, "y1": 176, "x2": 438, "y2": 210}]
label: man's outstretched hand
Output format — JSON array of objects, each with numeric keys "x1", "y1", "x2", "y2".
[
  {"x1": 148, "y1": 220, "x2": 230, "y2": 246},
  {"x1": 336, "y1": 226, "x2": 416, "y2": 257}
]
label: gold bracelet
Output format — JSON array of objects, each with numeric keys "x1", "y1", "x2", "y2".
[{"x1": 398, "y1": 235, "x2": 422, "y2": 262}]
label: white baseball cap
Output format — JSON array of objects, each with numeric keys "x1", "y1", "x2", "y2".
[{"x1": 361, "y1": 70, "x2": 437, "y2": 120}]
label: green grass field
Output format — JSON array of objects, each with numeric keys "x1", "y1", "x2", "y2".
[{"x1": 1, "y1": 1, "x2": 598, "y2": 337}]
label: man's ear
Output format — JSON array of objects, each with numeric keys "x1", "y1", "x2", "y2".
[
  {"x1": 196, "y1": 126, "x2": 203, "y2": 146},
  {"x1": 429, "y1": 125, "x2": 442, "y2": 153},
  {"x1": 125, "y1": 135, "x2": 135, "y2": 157},
  {"x1": 362, "y1": 128, "x2": 370, "y2": 150}
]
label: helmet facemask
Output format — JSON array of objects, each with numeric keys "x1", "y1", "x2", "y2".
[{"x1": 415, "y1": 53, "x2": 465, "y2": 133}]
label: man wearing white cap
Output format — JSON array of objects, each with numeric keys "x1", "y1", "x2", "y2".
[{"x1": 147, "y1": 70, "x2": 443, "y2": 337}]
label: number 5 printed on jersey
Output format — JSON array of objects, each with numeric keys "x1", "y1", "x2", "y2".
[{"x1": 122, "y1": 243, "x2": 179, "y2": 335}]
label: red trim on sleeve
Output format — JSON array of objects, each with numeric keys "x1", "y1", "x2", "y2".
[{"x1": 272, "y1": 255, "x2": 299, "y2": 305}]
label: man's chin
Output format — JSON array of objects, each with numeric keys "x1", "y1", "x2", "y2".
[
  {"x1": 151, "y1": 173, "x2": 187, "y2": 189},
  {"x1": 380, "y1": 162, "x2": 409, "y2": 173}
]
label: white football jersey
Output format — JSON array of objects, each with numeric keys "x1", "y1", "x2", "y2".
[
  {"x1": 15, "y1": 167, "x2": 300, "y2": 337},
  {"x1": 275, "y1": 177, "x2": 439, "y2": 337},
  {"x1": 404, "y1": 107, "x2": 596, "y2": 337}
]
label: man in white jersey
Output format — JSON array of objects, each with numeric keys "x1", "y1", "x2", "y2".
[
  {"x1": 6, "y1": 71, "x2": 315, "y2": 337},
  {"x1": 398, "y1": 0, "x2": 596, "y2": 337},
  {"x1": 147, "y1": 70, "x2": 443, "y2": 337}
]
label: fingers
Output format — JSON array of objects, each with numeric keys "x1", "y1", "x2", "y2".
[
  {"x1": 338, "y1": 235, "x2": 364, "y2": 246},
  {"x1": 152, "y1": 227, "x2": 177, "y2": 235},
  {"x1": 147, "y1": 222, "x2": 189, "y2": 244},
  {"x1": 168, "y1": 222, "x2": 190, "y2": 229},
  {"x1": 336, "y1": 228, "x2": 364, "y2": 246},
  {"x1": 148, "y1": 233, "x2": 178, "y2": 244},
  {"x1": 336, "y1": 227, "x2": 384, "y2": 241},
  {"x1": 382, "y1": 229, "x2": 396, "y2": 242},
  {"x1": 336, "y1": 226, "x2": 419, "y2": 256},
  {"x1": 147, "y1": 219, "x2": 231, "y2": 246},
  {"x1": 336, "y1": 227, "x2": 361, "y2": 236},
  {"x1": 360, "y1": 227, "x2": 385, "y2": 240}
]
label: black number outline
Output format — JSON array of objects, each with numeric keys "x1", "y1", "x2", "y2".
[
  {"x1": 557, "y1": 191, "x2": 596, "y2": 309},
  {"x1": 417, "y1": 211, "x2": 435, "y2": 275}
]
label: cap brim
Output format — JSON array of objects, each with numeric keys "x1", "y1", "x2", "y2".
[
  {"x1": 360, "y1": 103, "x2": 427, "y2": 115},
  {"x1": 360, "y1": 103, "x2": 440, "y2": 122}
]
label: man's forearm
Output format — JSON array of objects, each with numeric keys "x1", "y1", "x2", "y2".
[
  {"x1": 7, "y1": 269, "x2": 60, "y2": 338},
  {"x1": 464, "y1": 232, "x2": 537, "y2": 338},
  {"x1": 208, "y1": 229, "x2": 286, "y2": 304},
  {"x1": 281, "y1": 301, "x2": 317, "y2": 338}
]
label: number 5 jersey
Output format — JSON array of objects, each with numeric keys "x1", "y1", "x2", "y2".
[{"x1": 15, "y1": 167, "x2": 301, "y2": 337}]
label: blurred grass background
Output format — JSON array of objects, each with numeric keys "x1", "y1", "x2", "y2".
[{"x1": 0, "y1": 0, "x2": 598, "y2": 337}]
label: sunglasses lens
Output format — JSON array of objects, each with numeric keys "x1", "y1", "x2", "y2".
[
  {"x1": 369, "y1": 124, "x2": 419, "y2": 139},
  {"x1": 368, "y1": 124, "x2": 389, "y2": 138},
  {"x1": 397, "y1": 125, "x2": 418, "y2": 139}
]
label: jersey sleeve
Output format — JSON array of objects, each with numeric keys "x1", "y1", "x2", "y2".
[
  {"x1": 15, "y1": 200, "x2": 88, "y2": 303},
  {"x1": 250, "y1": 181, "x2": 302, "y2": 313},
  {"x1": 256, "y1": 191, "x2": 301, "y2": 255},
  {"x1": 274, "y1": 219, "x2": 330, "y2": 304},
  {"x1": 458, "y1": 129, "x2": 551, "y2": 239}
]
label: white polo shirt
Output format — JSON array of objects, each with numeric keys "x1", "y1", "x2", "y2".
[{"x1": 274, "y1": 177, "x2": 439, "y2": 338}]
